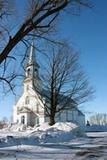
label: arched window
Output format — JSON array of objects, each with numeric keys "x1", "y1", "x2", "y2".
[
  {"x1": 25, "y1": 96, "x2": 30, "y2": 104},
  {"x1": 27, "y1": 68, "x2": 31, "y2": 77},
  {"x1": 26, "y1": 85, "x2": 29, "y2": 91},
  {"x1": 34, "y1": 68, "x2": 38, "y2": 76},
  {"x1": 21, "y1": 116, "x2": 25, "y2": 124},
  {"x1": 35, "y1": 68, "x2": 38, "y2": 72},
  {"x1": 36, "y1": 104, "x2": 39, "y2": 113}
]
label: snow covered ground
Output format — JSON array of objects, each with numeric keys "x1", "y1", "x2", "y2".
[
  {"x1": 0, "y1": 123, "x2": 107, "y2": 159},
  {"x1": 86, "y1": 125, "x2": 107, "y2": 132}
]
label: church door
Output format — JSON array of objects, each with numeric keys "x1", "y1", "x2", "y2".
[
  {"x1": 21, "y1": 115, "x2": 25, "y2": 124},
  {"x1": 35, "y1": 117, "x2": 39, "y2": 126}
]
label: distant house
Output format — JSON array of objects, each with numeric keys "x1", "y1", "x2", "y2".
[
  {"x1": 13, "y1": 42, "x2": 85, "y2": 128},
  {"x1": 0, "y1": 123, "x2": 4, "y2": 129},
  {"x1": 0, "y1": 123, "x2": 8, "y2": 129}
]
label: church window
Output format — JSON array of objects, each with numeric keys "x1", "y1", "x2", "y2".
[
  {"x1": 21, "y1": 116, "x2": 25, "y2": 124},
  {"x1": 34, "y1": 68, "x2": 38, "y2": 76},
  {"x1": 25, "y1": 96, "x2": 30, "y2": 104},
  {"x1": 26, "y1": 85, "x2": 29, "y2": 91},
  {"x1": 17, "y1": 107, "x2": 20, "y2": 114},
  {"x1": 66, "y1": 110, "x2": 68, "y2": 121},
  {"x1": 27, "y1": 68, "x2": 31, "y2": 77},
  {"x1": 35, "y1": 117, "x2": 39, "y2": 126},
  {"x1": 58, "y1": 113, "x2": 61, "y2": 121},
  {"x1": 35, "y1": 68, "x2": 38, "y2": 72},
  {"x1": 36, "y1": 104, "x2": 39, "y2": 113}
]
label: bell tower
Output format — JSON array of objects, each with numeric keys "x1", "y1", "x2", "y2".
[{"x1": 24, "y1": 41, "x2": 42, "y2": 92}]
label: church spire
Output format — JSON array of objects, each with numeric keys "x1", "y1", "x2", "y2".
[
  {"x1": 28, "y1": 41, "x2": 35, "y2": 65},
  {"x1": 27, "y1": 41, "x2": 39, "y2": 68},
  {"x1": 24, "y1": 39, "x2": 42, "y2": 91},
  {"x1": 25, "y1": 40, "x2": 39, "y2": 79}
]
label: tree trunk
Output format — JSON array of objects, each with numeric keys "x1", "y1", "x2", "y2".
[
  {"x1": 49, "y1": 91, "x2": 56, "y2": 126},
  {"x1": 49, "y1": 90, "x2": 56, "y2": 126},
  {"x1": 49, "y1": 115, "x2": 55, "y2": 126}
]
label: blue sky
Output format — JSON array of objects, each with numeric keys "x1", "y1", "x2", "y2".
[
  {"x1": 0, "y1": 0, "x2": 107, "y2": 121},
  {"x1": 60, "y1": 0, "x2": 107, "y2": 117}
]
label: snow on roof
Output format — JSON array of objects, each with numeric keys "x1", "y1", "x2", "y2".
[{"x1": 77, "y1": 109, "x2": 85, "y2": 116}]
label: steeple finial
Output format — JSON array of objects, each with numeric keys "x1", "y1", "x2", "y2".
[{"x1": 28, "y1": 40, "x2": 35, "y2": 65}]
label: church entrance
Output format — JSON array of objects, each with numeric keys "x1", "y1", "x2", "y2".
[
  {"x1": 35, "y1": 117, "x2": 39, "y2": 127},
  {"x1": 21, "y1": 115, "x2": 25, "y2": 124}
]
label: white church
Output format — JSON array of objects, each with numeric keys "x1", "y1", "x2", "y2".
[{"x1": 13, "y1": 42, "x2": 85, "y2": 128}]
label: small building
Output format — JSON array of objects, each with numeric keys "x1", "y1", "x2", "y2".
[
  {"x1": 0, "y1": 123, "x2": 8, "y2": 129},
  {"x1": 13, "y1": 42, "x2": 85, "y2": 128}
]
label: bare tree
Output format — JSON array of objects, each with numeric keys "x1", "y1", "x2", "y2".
[
  {"x1": 0, "y1": 0, "x2": 93, "y2": 63},
  {"x1": 40, "y1": 44, "x2": 94, "y2": 125},
  {"x1": 0, "y1": 1, "x2": 12, "y2": 19},
  {"x1": 2, "y1": 116, "x2": 8, "y2": 124},
  {"x1": 89, "y1": 113, "x2": 107, "y2": 126},
  {"x1": 0, "y1": 0, "x2": 93, "y2": 93}
]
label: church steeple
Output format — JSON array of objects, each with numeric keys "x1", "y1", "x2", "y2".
[
  {"x1": 28, "y1": 41, "x2": 35, "y2": 65},
  {"x1": 27, "y1": 41, "x2": 39, "y2": 67},
  {"x1": 25, "y1": 41, "x2": 39, "y2": 78},
  {"x1": 24, "y1": 40, "x2": 42, "y2": 91}
]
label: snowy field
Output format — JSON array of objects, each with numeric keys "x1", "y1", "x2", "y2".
[{"x1": 0, "y1": 123, "x2": 107, "y2": 160}]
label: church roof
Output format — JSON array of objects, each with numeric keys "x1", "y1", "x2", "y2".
[
  {"x1": 40, "y1": 89, "x2": 77, "y2": 106},
  {"x1": 39, "y1": 89, "x2": 84, "y2": 117},
  {"x1": 77, "y1": 109, "x2": 85, "y2": 116}
]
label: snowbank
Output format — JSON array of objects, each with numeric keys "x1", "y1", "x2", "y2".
[
  {"x1": 29, "y1": 122, "x2": 85, "y2": 143},
  {"x1": 0, "y1": 122, "x2": 85, "y2": 147},
  {"x1": 4, "y1": 123, "x2": 27, "y2": 131},
  {"x1": 35, "y1": 122, "x2": 77, "y2": 132},
  {"x1": 86, "y1": 125, "x2": 107, "y2": 132}
]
